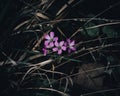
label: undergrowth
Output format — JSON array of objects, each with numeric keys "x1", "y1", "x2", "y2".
[{"x1": 0, "y1": 0, "x2": 120, "y2": 96}]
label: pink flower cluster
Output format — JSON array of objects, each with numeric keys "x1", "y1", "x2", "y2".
[{"x1": 43, "y1": 32, "x2": 76, "y2": 55}]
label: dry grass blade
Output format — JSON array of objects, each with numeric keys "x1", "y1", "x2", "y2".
[
  {"x1": 70, "y1": 21, "x2": 120, "y2": 38},
  {"x1": 18, "y1": 52, "x2": 27, "y2": 61},
  {"x1": 32, "y1": 31, "x2": 50, "y2": 50},
  {"x1": 44, "y1": 0, "x2": 55, "y2": 10},
  {"x1": 21, "y1": 66, "x2": 37, "y2": 83},
  {"x1": 38, "y1": 18, "x2": 120, "y2": 25},
  {"x1": 57, "y1": 27, "x2": 66, "y2": 38},
  {"x1": 19, "y1": 59, "x2": 54, "y2": 83},
  {"x1": 38, "y1": 68, "x2": 67, "y2": 75},
  {"x1": 26, "y1": 54, "x2": 44, "y2": 62},
  {"x1": 56, "y1": 0, "x2": 74, "y2": 16},
  {"x1": 40, "y1": 0, "x2": 49, "y2": 6},
  {"x1": 1, "y1": 51, "x2": 17, "y2": 66},
  {"x1": 85, "y1": 21, "x2": 120, "y2": 30},
  {"x1": 35, "y1": 12, "x2": 49, "y2": 20},
  {"x1": 38, "y1": 73, "x2": 53, "y2": 88},
  {"x1": 63, "y1": 78, "x2": 69, "y2": 92},
  {"x1": 84, "y1": 1, "x2": 120, "y2": 26},
  {"x1": 14, "y1": 20, "x2": 30, "y2": 31},
  {"x1": 29, "y1": 59, "x2": 53, "y2": 67}
]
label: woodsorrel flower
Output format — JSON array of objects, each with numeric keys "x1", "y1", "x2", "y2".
[
  {"x1": 67, "y1": 39, "x2": 76, "y2": 53},
  {"x1": 44, "y1": 32, "x2": 58, "y2": 48},
  {"x1": 52, "y1": 41, "x2": 66, "y2": 54},
  {"x1": 43, "y1": 32, "x2": 76, "y2": 55}
]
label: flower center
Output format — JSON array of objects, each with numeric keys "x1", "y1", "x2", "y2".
[
  {"x1": 50, "y1": 38, "x2": 53, "y2": 42},
  {"x1": 58, "y1": 46, "x2": 61, "y2": 49},
  {"x1": 69, "y1": 44, "x2": 72, "y2": 48}
]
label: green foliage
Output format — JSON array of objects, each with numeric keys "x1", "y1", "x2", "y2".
[
  {"x1": 103, "y1": 26, "x2": 118, "y2": 38},
  {"x1": 82, "y1": 22, "x2": 99, "y2": 37}
]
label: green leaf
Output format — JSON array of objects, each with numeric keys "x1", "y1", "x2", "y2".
[
  {"x1": 107, "y1": 56, "x2": 114, "y2": 63},
  {"x1": 105, "y1": 69, "x2": 113, "y2": 75},
  {"x1": 103, "y1": 26, "x2": 118, "y2": 38},
  {"x1": 82, "y1": 22, "x2": 99, "y2": 37}
]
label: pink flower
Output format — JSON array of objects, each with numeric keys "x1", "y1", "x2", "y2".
[
  {"x1": 67, "y1": 39, "x2": 76, "y2": 53},
  {"x1": 52, "y1": 41, "x2": 66, "y2": 55},
  {"x1": 44, "y1": 32, "x2": 58, "y2": 48},
  {"x1": 42, "y1": 48, "x2": 47, "y2": 56}
]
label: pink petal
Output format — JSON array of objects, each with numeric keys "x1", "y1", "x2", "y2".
[
  {"x1": 64, "y1": 42, "x2": 67, "y2": 47},
  {"x1": 55, "y1": 41, "x2": 59, "y2": 47},
  {"x1": 46, "y1": 45, "x2": 50, "y2": 48},
  {"x1": 50, "y1": 32, "x2": 54, "y2": 38},
  {"x1": 53, "y1": 48, "x2": 58, "y2": 52},
  {"x1": 62, "y1": 46, "x2": 66, "y2": 51},
  {"x1": 58, "y1": 49, "x2": 62, "y2": 54},
  {"x1": 44, "y1": 41, "x2": 49, "y2": 46},
  {"x1": 42, "y1": 48, "x2": 45, "y2": 51},
  {"x1": 67, "y1": 39, "x2": 70, "y2": 43},
  {"x1": 49, "y1": 42, "x2": 54, "y2": 47},
  {"x1": 44, "y1": 52, "x2": 47, "y2": 56},
  {"x1": 70, "y1": 47, "x2": 76, "y2": 51},
  {"x1": 44, "y1": 41, "x2": 51, "y2": 48},
  {"x1": 60, "y1": 41, "x2": 64, "y2": 46},
  {"x1": 42, "y1": 48, "x2": 47, "y2": 56},
  {"x1": 45, "y1": 34, "x2": 50, "y2": 40},
  {"x1": 70, "y1": 40, "x2": 75, "y2": 46},
  {"x1": 54, "y1": 37, "x2": 58, "y2": 41}
]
